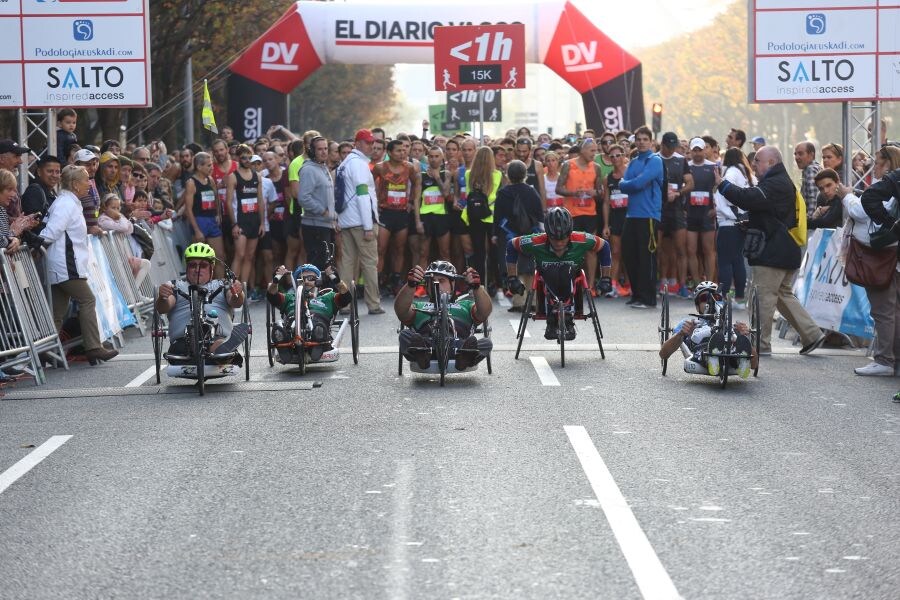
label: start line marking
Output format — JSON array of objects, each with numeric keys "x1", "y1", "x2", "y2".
[
  {"x1": 529, "y1": 356, "x2": 560, "y2": 386},
  {"x1": 565, "y1": 426, "x2": 681, "y2": 600},
  {"x1": 0, "y1": 435, "x2": 73, "y2": 495}
]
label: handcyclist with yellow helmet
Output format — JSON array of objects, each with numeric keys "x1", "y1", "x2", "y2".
[{"x1": 154, "y1": 242, "x2": 249, "y2": 361}]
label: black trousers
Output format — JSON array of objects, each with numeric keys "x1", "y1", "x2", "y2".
[
  {"x1": 622, "y1": 217, "x2": 659, "y2": 306},
  {"x1": 301, "y1": 225, "x2": 335, "y2": 271}
]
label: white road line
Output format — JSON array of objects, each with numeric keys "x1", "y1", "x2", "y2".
[
  {"x1": 564, "y1": 426, "x2": 681, "y2": 600},
  {"x1": 510, "y1": 319, "x2": 530, "y2": 338},
  {"x1": 530, "y1": 356, "x2": 560, "y2": 386},
  {"x1": 0, "y1": 435, "x2": 73, "y2": 495},
  {"x1": 125, "y1": 365, "x2": 156, "y2": 388},
  {"x1": 389, "y1": 459, "x2": 413, "y2": 600}
]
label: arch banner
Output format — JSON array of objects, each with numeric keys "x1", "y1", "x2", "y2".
[{"x1": 228, "y1": 0, "x2": 644, "y2": 138}]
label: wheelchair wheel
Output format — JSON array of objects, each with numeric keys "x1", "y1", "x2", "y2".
[
  {"x1": 265, "y1": 303, "x2": 274, "y2": 367},
  {"x1": 242, "y1": 296, "x2": 251, "y2": 382},
  {"x1": 659, "y1": 286, "x2": 671, "y2": 376},
  {"x1": 482, "y1": 316, "x2": 492, "y2": 375},
  {"x1": 514, "y1": 289, "x2": 534, "y2": 360},
  {"x1": 152, "y1": 303, "x2": 162, "y2": 384},
  {"x1": 584, "y1": 286, "x2": 605, "y2": 360},
  {"x1": 719, "y1": 298, "x2": 733, "y2": 389},
  {"x1": 557, "y1": 305, "x2": 566, "y2": 369},
  {"x1": 298, "y1": 345, "x2": 307, "y2": 375},
  {"x1": 350, "y1": 280, "x2": 360, "y2": 365},
  {"x1": 437, "y1": 292, "x2": 451, "y2": 387},
  {"x1": 191, "y1": 293, "x2": 205, "y2": 396},
  {"x1": 749, "y1": 286, "x2": 761, "y2": 377}
]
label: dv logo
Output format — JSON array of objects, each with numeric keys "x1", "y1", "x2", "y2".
[
  {"x1": 260, "y1": 42, "x2": 299, "y2": 72},
  {"x1": 561, "y1": 41, "x2": 603, "y2": 73},
  {"x1": 73, "y1": 19, "x2": 93, "y2": 42},
  {"x1": 806, "y1": 13, "x2": 826, "y2": 35}
]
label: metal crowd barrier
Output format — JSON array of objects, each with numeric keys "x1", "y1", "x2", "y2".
[
  {"x1": 0, "y1": 247, "x2": 69, "y2": 385},
  {"x1": 150, "y1": 223, "x2": 183, "y2": 287},
  {"x1": 99, "y1": 232, "x2": 155, "y2": 335}
]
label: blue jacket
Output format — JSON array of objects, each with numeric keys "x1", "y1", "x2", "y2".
[{"x1": 620, "y1": 150, "x2": 663, "y2": 220}]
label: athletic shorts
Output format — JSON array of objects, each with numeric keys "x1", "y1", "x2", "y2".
[
  {"x1": 686, "y1": 210, "x2": 716, "y2": 233},
  {"x1": 286, "y1": 209, "x2": 302, "y2": 239},
  {"x1": 572, "y1": 215, "x2": 597, "y2": 235},
  {"x1": 447, "y1": 211, "x2": 468, "y2": 235},
  {"x1": 258, "y1": 233, "x2": 273, "y2": 251},
  {"x1": 195, "y1": 215, "x2": 222, "y2": 239},
  {"x1": 267, "y1": 219, "x2": 286, "y2": 243},
  {"x1": 422, "y1": 213, "x2": 451, "y2": 238},
  {"x1": 608, "y1": 208, "x2": 627, "y2": 237},
  {"x1": 237, "y1": 213, "x2": 262, "y2": 239},
  {"x1": 380, "y1": 209, "x2": 409, "y2": 233},
  {"x1": 660, "y1": 204, "x2": 687, "y2": 236}
]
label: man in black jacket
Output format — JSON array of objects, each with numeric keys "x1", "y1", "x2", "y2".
[
  {"x1": 861, "y1": 167, "x2": 900, "y2": 257},
  {"x1": 716, "y1": 146, "x2": 825, "y2": 356}
]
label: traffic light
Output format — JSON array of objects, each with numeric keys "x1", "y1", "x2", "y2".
[{"x1": 651, "y1": 103, "x2": 663, "y2": 133}]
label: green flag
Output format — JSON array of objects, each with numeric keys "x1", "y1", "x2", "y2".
[{"x1": 202, "y1": 79, "x2": 217, "y2": 134}]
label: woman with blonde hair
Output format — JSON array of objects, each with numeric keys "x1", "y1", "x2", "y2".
[{"x1": 462, "y1": 146, "x2": 504, "y2": 288}]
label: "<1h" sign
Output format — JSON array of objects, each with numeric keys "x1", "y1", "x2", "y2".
[{"x1": 433, "y1": 24, "x2": 525, "y2": 92}]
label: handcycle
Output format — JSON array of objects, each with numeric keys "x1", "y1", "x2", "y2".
[
  {"x1": 514, "y1": 264, "x2": 605, "y2": 367},
  {"x1": 397, "y1": 277, "x2": 492, "y2": 386},
  {"x1": 658, "y1": 284, "x2": 761, "y2": 388},
  {"x1": 264, "y1": 273, "x2": 360, "y2": 375},
  {"x1": 151, "y1": 262, "x2": 252, "y2": 396}
]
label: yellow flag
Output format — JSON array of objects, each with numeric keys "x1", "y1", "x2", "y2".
[{"x1": 202, "y1": 79, "x2": 217, "y2": 134}]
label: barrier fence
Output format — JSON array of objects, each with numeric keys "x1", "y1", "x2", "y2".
[{"x1": 0, "y1": 223, "x2": 183, "y2": 386}]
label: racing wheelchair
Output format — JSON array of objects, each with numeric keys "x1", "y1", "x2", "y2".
[
  {"x1": 151, "y1": 262, "x2": 252, "y2": 396},
  {"x1": 264, "y1": 273, "x2": 360, "y2": 375},
  {"x1": 397, "y1": 277, "x2": 492, "y2": 387},
  {"x1": 658, "y1": 284, "x2": 761, "y2": 388},
  {"x1": 514, "y1": 264, "x2": 605, "y2": 367}
]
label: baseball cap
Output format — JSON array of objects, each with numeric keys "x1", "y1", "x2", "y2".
[
  {"x1": 751, "y1": 136, "x2": 766, "y2": 145},
  {"x1": 689, "y1": 137, "x2": 706, "y2": 150},
  {"x1": 354, "y1": 129, "x2": 376, "y2": 143},
  {"x1": 661, "y1": 132, "x2": 679, "y2": 147},
  {"x1": 0, "y1": 139, "x2": 30, "y2": 155},
  {"x1": 74, "y1": 149, "x2": 97, "y2": 163},
  {"x1": 250, "y1": 154, "x2": 262, "y2": 163}
]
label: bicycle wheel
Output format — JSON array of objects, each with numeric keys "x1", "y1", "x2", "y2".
[
  {"x1": 437, "y1": 293, "x2": 451, "y2": 386},
  {"x1": 749, "y1": 286, "x2": 761, "y2": 377},
  {"x1": 242, "y1": 298, "x2": 251, "y2": 382},
  {"x1": 191, "y1": 292, "x2": 205, "y2": 396},
  {"x1": 265, "y1": 303, "x2": 274, "y2": 367},
  {"x1": 585, "y1": 287, "x2": 605, "y2": 360},
  {"x1": 152, "y1": 304, "x2": 162, "y2": 384},
  {"x1": 350, "y1": 280, "x2": 360, "y2": 365},
  {"x1": 720, "y1": 298, "x2": 732, "y2": 389},
  {"x1": 514, "y1": 289, "x2": 533, "y2": 360},
  {"x1": 659, "y1": 286, "x2": 670, "y2": 376}
]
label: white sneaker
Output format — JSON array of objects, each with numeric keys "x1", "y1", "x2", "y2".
[{"x1": 854, "y1": 362, "x2": 895, "y2": 377}]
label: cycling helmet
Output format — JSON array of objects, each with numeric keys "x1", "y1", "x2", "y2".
[
  {"x1": 293, "y1": 264, "x2": 321, "y2": 281},
  {"x1": 546, "y1": 207, "x2": 573, "y2": 240},
  {"x1": 693, "y1": 280, "x2": 722, "y2": 316},
  {"x1": 423, "y1": 260, "x2": 457, "y2": 279},
  {"x1": 184, "y1": 242, "x2": 216, "y2": 262}
]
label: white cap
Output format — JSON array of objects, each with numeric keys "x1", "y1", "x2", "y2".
[
  {"x1": 689, "y1": 137, "x2": 706, "y2": 150},
  {"x1": 74, "y1": 148, "x2": 97, "y2": 162},
  {"x1": 250, "y1": 154, "x2": 262, "y2": 163}
]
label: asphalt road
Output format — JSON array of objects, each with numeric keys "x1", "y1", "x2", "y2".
[{"x1": 1, "y1": 293, "x2": 898, "y2": 600}]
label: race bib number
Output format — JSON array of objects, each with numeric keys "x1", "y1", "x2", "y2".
[
  {"x1": 610, "y1": 193, "x2": 629, "y2": 209},
  {"x1": 273, "y1": 206, "x2": 285, "y2": 221},
  {"x1": 201, "y1": 189, "x2": 216, "y2": 211},
  {"x1": 240, "y1": 197, "x2": 258, "y2": 214},
  {"x1": 668, "y1": 183, "x2": 679, "y2": 192},
  {"x1": 423, "y1": 189, "x2": 443, "y2": 205},
  {"x1": 387, "y1": 190, "x2": 407, "y2": 207},
  {"x1": 690, "y1": 192, "x2": 710, "y2": 206},
  {"x1": 546, "y1": 195, "x2": 563, "y2": 208},
  {"x1": 575, "y1": 192, "x2": 593, "y2": 208}
]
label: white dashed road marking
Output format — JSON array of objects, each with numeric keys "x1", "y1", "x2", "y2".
[
  {"x1": 0, "y1": 435, "x2": 73, "y2": 495},
  {"x1": 530, "y1": 356, "x2": 560, "y2": 386}
]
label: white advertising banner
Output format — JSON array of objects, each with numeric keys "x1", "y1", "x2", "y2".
[
  {"x1": 0, "y1": 0, "x2": 151, "y2": 108},
  {"x1": 750, "y1": 0, "x2": 896, "y2": 102}
]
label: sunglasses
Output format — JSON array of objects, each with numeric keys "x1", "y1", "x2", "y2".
[
  {"x1": 600, "y1": 139, "x2": 613, "y2": 145},
  {"x1": 301, "y1": 275, "x2": 317, "y2": 282},
  {"x1": 186, "y1": 260, "x2": 211, "y2": 268},
  {"x1": 609, "y1": 153, "x2": 624, "y2": 159}
]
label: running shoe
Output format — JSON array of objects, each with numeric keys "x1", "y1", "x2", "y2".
[
  {"x1": 657, "y1": 282, "x2": 668, "y2": 296},
  {"x1": 733, "y1": 298, "x2": 747, "y2": 311},
  {"x1": 893, "y1": 390, "x2": 900, "y2": 403},
  {"x1": 677, "y1": 285, "x2": 692, "y2": 300},
  {"x1": 614, "y1": 282, "x2": 631, "y2": 297},
  {"x1": 604, "y1": 286, "x2": 619, "y2": 299},
  {"x1": 621, "y1": 282, "x2": 632, "y2": 297}
]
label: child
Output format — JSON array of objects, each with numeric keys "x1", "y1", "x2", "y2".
[
  {"x1": 97, "y1": 193, "x2": 151, "y2": 288},
  {"x1": 56, "y1": 108, "x2": 78, "y2": 164}
]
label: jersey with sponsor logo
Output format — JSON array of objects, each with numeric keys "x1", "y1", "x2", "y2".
[
  {"x1": 410, "y1": 296, "x2": 477, "y2": 337},
  {"x1": 511, "y1": 231, "x2": 602, "y2": 269}
]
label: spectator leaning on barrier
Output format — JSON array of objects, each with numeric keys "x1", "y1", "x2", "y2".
[
  {"x1": 40, "y1": 165, "x2": 118, "y2": 365},
  {"x1": 716, "y1": 146, "x2": 826, "y2": 356},
  {"x1": 21, "y1": 155, "x2": 60, "y2": 239},
  {"x1": 0, "y1": 139, "x2": 31, "y2": 218},
  {"x1": 793, "y1": 141, "x2": 821, "y2": 217},
  {"x1": 0, "y1": 169, "x2": 40, "y2": 253}
]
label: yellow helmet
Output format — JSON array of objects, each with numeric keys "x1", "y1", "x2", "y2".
[{"x1": 184, "y1": 242, "x2": 216, "y2": 262}]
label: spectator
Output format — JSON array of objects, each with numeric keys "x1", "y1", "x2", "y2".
[
  {"x1": 55, "y1": 108, "x2": 78, "y2": 164},
  {"x1": 74, "y1": 149, "x2": 102, "y2": 235},
  {"x1": 808, "y1": 169, "x2": 854, "y2": 230},
  {"x1": 97, "y1": 193, "x2": 151, "y2": 289},
  {"x1": 0, "y1": 139, "x2": 31, "y2": 218},
  {"x1": 714, "y1": 148, "x2": 755, "y2": 308},
  {"x1": 21, "y1": 155, "x2": 61, "y2": 236},
  {"x1": 793, "y1": 141, "x2": 821, "y2": 217},
  {"x1": 95, "y1": 151, "x2": 122, "y2": 201},
  {"x1": 41, "y1": 165, "x2": 118, "y2": 365},
  {"x1": 298, "y1": 136, "x2": 336, "y2": 270},
  {"x1": 1, "y1": 169, "x2": 40, "y2": 252},
  {"x1": 821, "y1": 142, "x2": 844, "y2": 175},
  {"x1": 716, "y1": 146, "x2": 826, "y2": 356}
]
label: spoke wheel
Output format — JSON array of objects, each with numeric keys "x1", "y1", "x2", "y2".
[
  {"x1": 558, "y1": 305, "x2": 566, "y2": 369},
  {"x1": 750, "y1": 286, "x2": 761, "y2": 377},
  {"x1": 266, "y1": 303, "x2": 274, "y2": 367},
  {"x1": 659, "y1": 286, "x2": 671, "y2": 376},
  {"x1": 437, "y1": 292, "x2": 451, "y2": 387},
  {"x1": 719, "y1": 298, "x2": 733, "y2": 389},
  {"x1": 350, "y1": 280, "x2": 360, "y2": 365},
  {"x1": 152, "y1": 304, "x2": 162, "y2": 385},
  {"x1": 191, "y1": 291, "x2": 205, "y2": 396},
  {"x1": 514, "y1": 289, "x2": 533, "y2": 360},
  {"x1": 242, "y1": 296, "x2": 251, "y2": 382},
  {"x1": 585, "y1": 287, "x2": 605, "y2": 360}
]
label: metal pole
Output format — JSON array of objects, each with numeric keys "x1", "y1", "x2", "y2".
[
  {"x1": 183, "y1": 56, "x2": 194, "y2": 145},
  {"x1": 841, "y1": 102, "x2": 851, "y2": 186},
  {"x1": 479, "y1": 90, "x2": 485, "y2": 144},
  {"x1": 16, "y1": 109, "x2": 28, "y2": 192}
]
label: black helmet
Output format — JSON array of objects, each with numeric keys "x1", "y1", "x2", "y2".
[
  {"x1": 424, "y1": 260, "x2": 457, "y2": 279},
  {"x1": 546, "y1": 207, "x2": 573, "y2": 240}
]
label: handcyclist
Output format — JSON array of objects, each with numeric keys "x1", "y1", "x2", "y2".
[
  {"x1": 394, "y1": 261, "x2": 492, "y2": 371},
  {"x1": 506, "y1": 207, "x2": 612, "y2": 340},
  {"x1": 154, "y1": 242, "x2": 249, "y2": 364},
  {"x1": 266, "y1": 263, "x2": 351, "y2": 362},
  {"x1": 658, "y1": 281, "x2": 756, "y2": 378}
]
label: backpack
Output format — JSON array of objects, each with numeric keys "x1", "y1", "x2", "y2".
[
  {"x1": 508, "y1": 190, "x2": 536, "y2": 234},
  {"x1": 466, "y1": 188, "x2": 491, "y2": 221},
  {"x1": 788, "y1": 185, "x2": 807, "y2": 246},
  {"x1": 334, "y1": 162, "x2": 350, "y2": 214}
]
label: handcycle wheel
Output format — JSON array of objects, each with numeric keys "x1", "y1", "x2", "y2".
[
  {"x1": 298, "y1": 344, "x2": 307, "y2": 375},
  {"x1": 584, "y1": 285, "x2": 605, "y2": 360},
  {"x1": 350, "y1": 279, "x2": 360, "y2": 365},
  {"x1": 483, "y1": 316, "x2": 492, "y2": 375},
  {"x1": 557, "y1": 303, "x2": 566, "y2": 369},
  {"x1": 265, "y1": 302, "x2": 274, "y2": 367},
  {"x1": 749, "y1": 286, "x2": 761, "y2": 377},
  {"x1": 659, "y1": 286, "x2": 671, "y2": 376},
  {"x1": 719, "y1": 298, "x2": 733, "y2": 389},
  {"x1": 298, "y1": 287, "x2": 308, "y2": 376},
  {"x1": 514, "y1": 289, "x2": 534, "y2": 360},
  {"x1": 152, "y1": 302, "x2": 162, "y2": 385},
  {"x1": 242, "y1": 294, "x2": 251, "y2": 382},
  {"x1": 191, "y1": 292, "x2": 205, "y2": 396},
  {"x1": 397, "y1": 326, "x2": 404, "y2": 376},
  {"x1": 437, "y1": 292, "x2": 451, "y2": 387}
]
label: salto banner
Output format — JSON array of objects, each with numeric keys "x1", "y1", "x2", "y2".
[
  {"x1": 748, "y1": 0, "x2": 900, "y2": 103},
  {"x1": 0, "y1": 0, "x2": 152, "y2": 108},
  {"x1": 228, "y1": 0, "x2": 644, "y2": 135}
]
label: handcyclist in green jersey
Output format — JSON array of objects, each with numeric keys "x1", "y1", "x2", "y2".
[
  {"x1": 506, "y1": 207, "x2": 612, "y2": 339},
  {"x1": 394, "y1": 261, "x2": 492, "y2": 370}
]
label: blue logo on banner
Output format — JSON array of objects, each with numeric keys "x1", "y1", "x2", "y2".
[
  {"x1": 806, "y1": 13, "x2": 826, "y2": 35},
  {"x1": 73, "y1": 20, "x2": 93, "y2": 41}
]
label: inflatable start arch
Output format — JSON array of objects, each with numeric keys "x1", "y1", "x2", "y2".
[{"x1": 228, "y1": 0, "x2": 644, "y2": 138}]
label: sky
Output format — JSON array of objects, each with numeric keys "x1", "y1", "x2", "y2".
[{"x1": 336, "y1": 0, "x2": 734, "y2": 134}]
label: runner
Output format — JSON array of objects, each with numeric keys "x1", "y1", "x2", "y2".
[
  {"x1": 686, "y1": 137, "x2": 718, "y2": 285},
  {"x1": 556, "y1": 138, "x2": 603, "y2": 291},
  {"x1": 226, "y1": 145, "x2": 264, "y2": 286},
  {"x1": 211, "y1": 138, "x2": 237, "y2": 266},
  {"x1": 514, "y1": 137, "x2": 545, "y2": 200},
  {"x1": 542, "y1": 151, "x2": 563, "y2": 211},
  {"x1": 658, "y1": 132, "x2": 694, "y2": 299},
  {"x1": 600, "y1": 144, "x2": 630, "y2": 298},
  {"x1": 183, "y1": 152, "x2": 226, "y2": 279},
  {"x1": 262, "y1": 150, "x2": 288, "y2": 270},
  {"x1": 373, "y1": 139, "x2": 419, "y2": 295},
  {"x1": 415, "y1": 145, "x2": 457, "y2": 265}
]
